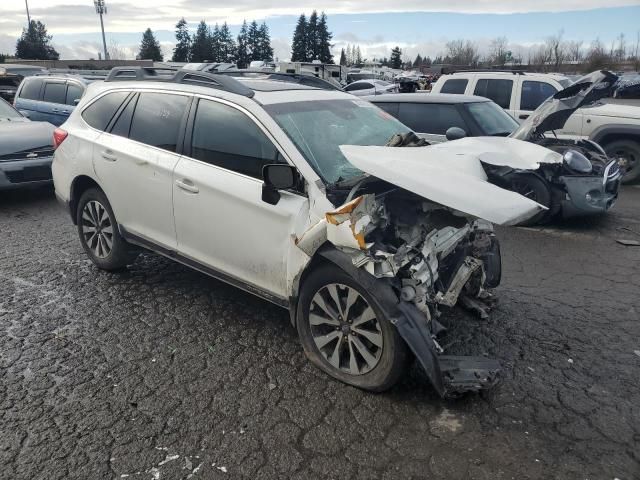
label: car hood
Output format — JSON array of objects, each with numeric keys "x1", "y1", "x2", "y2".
[
  {"x1": 511, "y1": 70, "x2": 620, "y2": 140},
  {"x1": 0, "y1": 120, "x2": 55, "y2": 157},
  {"x1": 339, "y1": 137, "x2": 555, "y2": 226}
]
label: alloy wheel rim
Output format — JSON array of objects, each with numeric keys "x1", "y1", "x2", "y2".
[
  {"x1": 613, "y1": 149, "x2": 638, "y2": 173},
  {"x1": 309, "y1": 283, "x2": 383, "y2": 375},
  {"x1": 81, "y1": 200, "x2": 113, "y2": 259}
]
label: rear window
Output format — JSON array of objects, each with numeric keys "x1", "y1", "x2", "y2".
[
  {"x1": 82, "y1": 91, "x2": 129, "y2": 131},
  {"x1": 440, "y1": 78, "x2": 468, "y2": 94},
  {"x1": 19, "y1": 78, "x2": 43, "y2": 100},
  {"x1": 520, "y1": 81, "x2": 558, "y2": 111},
  {"x1": 398, "y1": 103, "x2": 467, "y2": 135},
  {"x1": 42, "y1": 82, "x2": 67, "y2": 104},
  {"x1": 473, "y1": 79, "x2": 513, "y2": 109},
  {"x1": 128, "y1": 93, "x2": 189, "y2": 152}
]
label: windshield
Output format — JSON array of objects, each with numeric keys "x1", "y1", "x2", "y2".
[
  {"x1": 558, "y1": 78, "x2": 572, "y2": 88},
  {"x1": 0, "y1": 99, "x2": 21, "y2": 119},
  {"x1": 465, "y1": 101, "x2": 519, "y2": 136},
  {"x1": 265, "y1": 99, "x2": 410, "y2": 184}
]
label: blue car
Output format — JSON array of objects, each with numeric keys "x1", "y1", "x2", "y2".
[{"x1": 14, "y1": 75, "x2": 89, "y2": 126}]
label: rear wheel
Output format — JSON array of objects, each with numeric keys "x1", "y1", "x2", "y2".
[
  {"x1": 297, "y1": 264, "x2": 410, "y2": 392},
  {"x1": 603, "y1": 139, "x2": 640, "y2": 184},
  {"x1": 76, "y1": 188, "x2": 138, "y2": 270},
  {"x1": 505, "y1": 172, "x2": 552, "y2": 226}
]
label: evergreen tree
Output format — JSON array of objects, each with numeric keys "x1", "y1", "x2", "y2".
[
  {"x1": 236, "y1": 20, "x2": 250, "y2": 68},
  {"x1": 15, "y1": 20, "x2": 59, "y2": 60},
  {"x1": 210, "y1": 24, "x2": 221, "y2": 62},
  {"x1": 190, "y1": 20, "x2": 210, "y2": 62},
  {"x1": 339, "y1": 48, "x2": 346, "y2": 66},
  {"x1": 355, "y1": 46, "x2": 363, "y2": 66},
  {"x1": 317, "y1": 12, "x2": 333, "y2": 64},
  {"x1": 257, "y1": 22, "x2": 274, "y2": 61},
  {"x1": 423, "y1": 56, "x2": 432, "y2": 66},
  {"x1": 413, "y1": 54, "x2": 422, "y2": 67},
  {"x1": 172, "y1": 18, "x2": 190, "y2": 62},
  {"x1": 390, "y1": 46, "x2": 402, "y2": 69},
  {"x1": 138, "y1": 28, "x2": 163, "y2": 61},
  {"x1": 247, "y1": 20, "x2": 261, "y2": 61},
  {"x1": 307, "y1": 10, "x2": 319, "y2": 61},
  {"x1": 291, "y1": 14, "x2": 308, "y2": 62},
  {"x1": 218, "y1": 22, "x2": 237, "y2": 63}
]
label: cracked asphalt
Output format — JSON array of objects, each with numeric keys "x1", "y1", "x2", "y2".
[{"x1": 1, "y1": 185, "x2": 639, "y2": 480}]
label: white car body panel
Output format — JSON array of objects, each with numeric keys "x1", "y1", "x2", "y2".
[{"x1": 339, "y1": 143, "x2": 547, "y2": 226}]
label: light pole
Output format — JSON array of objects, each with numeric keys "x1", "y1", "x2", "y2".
[
  {"x1": 93, "y1": 0, "x2": 109, "y2": 60},
  {"x1": 25, "y1": 0, "x2": 31, "y2": 26}
]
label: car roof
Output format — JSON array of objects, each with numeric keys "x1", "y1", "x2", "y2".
[
  {"x1": 445, "y1": 71, "x2": 570, "y2": 81},
  {"x1": 367, "y1": 93, "x2": 490, "y2": 104}
]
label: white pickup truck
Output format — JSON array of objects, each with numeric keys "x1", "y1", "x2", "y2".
[{"x1": 431, "y1": 71, "x2": 640, "y2": 182}]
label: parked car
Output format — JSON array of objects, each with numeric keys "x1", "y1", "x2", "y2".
[
  {"x1": 369, "y1": 74, "x2": 623, "y2": 224},
  {"x1": 0, "y1": 97, "x2": 55, "y2": 190},
  {"x1": 52, "y1": 67, "x2": 555, "y2": 397},
  {"x1": 0, "y1": 74, "x2": 22, "y2": 103},
  {"x1": 431, "y1": 70, "x2": 640, "y2": 183},
  {"x1": 0, "y1": 63, "x2": 49, "y2": 78},
  {"x1": 14, "y1": 75, "x2": 90, "y2": 126},
  {"x1": 344, "y1": 79, "x2": 398, "y2": 96}
]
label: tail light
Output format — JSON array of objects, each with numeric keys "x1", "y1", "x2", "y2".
[{"x1": 53, "y1": 128, "x2": 68, "y2": 149}]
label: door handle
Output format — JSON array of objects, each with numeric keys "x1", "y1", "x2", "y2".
[
  {"x1": 175, "y1": 178, "x2": 199, "y2": 194},
  {"x1": 100, "y1": 150, "x2": 117, "y2": 162},
  {"x1": 519, "y1": 114, "x2": 530, "y2": 120}
]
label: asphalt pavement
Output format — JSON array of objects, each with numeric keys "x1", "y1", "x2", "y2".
[{"x1": 1, "y1": 185, "x2": 639, "y2": 480}]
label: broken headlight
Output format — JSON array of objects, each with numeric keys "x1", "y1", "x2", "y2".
[{"x1": 563, "y1": 150, "x2": 592, "y2": 174}]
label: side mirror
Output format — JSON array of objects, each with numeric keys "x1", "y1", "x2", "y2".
[
  {"x1": 446, "y1": 126, "x2": 467, "y2": 141},
  {"x1": 262, "y1": 164, "x2": 299, "y2": 205}
]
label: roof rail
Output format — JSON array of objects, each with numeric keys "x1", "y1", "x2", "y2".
[
  {"x1": 214, "y1": 69, "x2": 341, "y2": 91},
  {"x1": 104, "y1": 66, "x2": 255, "y2": 98},
  {"x1": 446, "y1": 69, "x2": 526, "y2": 75}
]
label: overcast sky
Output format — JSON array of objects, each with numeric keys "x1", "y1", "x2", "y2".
[{"x1": 1, "y1": 1, "x2": 639, "y2": 61}]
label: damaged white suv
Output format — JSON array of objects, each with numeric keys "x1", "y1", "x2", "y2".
[{"x1": 53, "y1": 68, "x2": 549, "y2": 397}]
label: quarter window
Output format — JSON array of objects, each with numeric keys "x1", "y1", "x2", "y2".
[
  {"x1": 440, "y1": 78, "x2": 468, "y2": 94},
  {"x1": 65, "y1": 84, "x2": 83, "y2": 106},
  {"x1": 190, "y1": 99, "x2": 279, "y2": 179},
  {"x1": 520, "y1": 81, "x2": 557, "y2": 111},
  {"x1": 398, "y1": 103, "x2": 467, "y2": 135},
  {"x1": 109, "y1": 94, "x2": 137, "y2": 138},
  {"x1": 128, "y1": 93, "x2": 189, "y2": 153},
  {"x1": 473, "y1": 79, "x2": 514, "y2": 109},
  {"x1": 42, "y1": 82, "x2": 67, "y2": 104},
  {"x1": 81, "y1": 91, "x2": 129, "y2": 131},
  {"x1": 19, "y1": 78, "x2": 43, "y2": 100}
]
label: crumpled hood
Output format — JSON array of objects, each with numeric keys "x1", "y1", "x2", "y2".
[
  {"x1": 511, "y1": 70, "x2": 619, "y2": 140},
  {"x1": 0, "y1": 120, "x2": 55, "y2": 157},
  {"x1": 340, "y1": 137, "x2": 554, "y2": 226}
]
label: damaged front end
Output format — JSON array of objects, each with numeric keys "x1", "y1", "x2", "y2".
[{"x1": 297, "y1": 188, "x2": 502, "y2": 397}]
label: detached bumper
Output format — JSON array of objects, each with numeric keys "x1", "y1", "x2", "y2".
[
  {"x1": 560, "y1": 162, "x2": 622, "y2": 217},
  {"x1": 0, "y1": 156, "x2": 53, "y2": 191}
]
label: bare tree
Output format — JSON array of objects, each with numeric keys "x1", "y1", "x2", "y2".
[
  {"x1": 566, "y1": 40, "x2": 583, "y2": 62},
  {"x1": 108, "y1": 39, "x2": 127, "y2": 60},
  {"x1": 585, "y1": 38, "x2": 610, "y2": 70},
  {"x1": 489, "y1": 36, "x2": 509, "y2": 66},
  {"x1": 445, "y1": 39, "x2": 479, "y2": 66},
  {"x1": 614, "y1": 33, "x2": 626, "y2": 62},
  {"x1": 545, "y1": 30, "x2": 566, "y2": 69}
]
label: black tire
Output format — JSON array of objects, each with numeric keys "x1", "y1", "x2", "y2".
[
  {"x1": 505, "y1": 172, "x2": 552, "y2": 226},
  {"x1": 603, "y1": 139, "x2": 640, "y2": 184},
  {"x1": 76, "y1": 187, "x2": 138, "y2": 271},
  {"x1": 296, "y1": 263, "x2": 410, "y2": 392}
]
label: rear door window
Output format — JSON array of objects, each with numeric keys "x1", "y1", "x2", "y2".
[
  {"x1": 346, "y1": 82, "x2": 373, "y2": 91},
  {"x1": 375, "y1": 102, "x2": 399, "y2": 117},
  {"x1": 128, "y1": 92, "x2": 189, "y2": 153},
  {"x1": 473, "y1": 79, "x2": 514, "y2": 109},
  {"x1": 82, "y1": 91, "x2": 129, "y2": 131},
  {"x1": 440, "y1": 78, "x2": 468, "y2": 94},
  {"x1": 19, "y1": 78, "x2": 43, "y2": 100},
  {"x1": 109, "y1": 94, "x2": 138, "y2": 138},
  {"x1": 189, "y1": 98, "x2": 279, "y2": 179},
  {"x1": 65, "y1": 83, "x2": 83, "y2": 106},
  {"x1": 398, "y1": 103, "x2": 467, "y2": 135},
  {"x1": 42, "y1": 82, "x2": 67, "y2": 104},
  {"x1": 520, "y1": 81, "x2": 558, "y2": 111}
]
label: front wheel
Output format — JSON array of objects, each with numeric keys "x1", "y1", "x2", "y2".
[
  {"x1": 296, "y1": 264, "x2": 410, "y2": 392},
  {"x1": 76, "y1": 187, "x2": 138, "y2": 270},
  {"x1": 504, "y1": 172, "x2": 552, "y2": 226},
  {"x1": 603, "y1": 139, "x2": 640, "y2": 184}
]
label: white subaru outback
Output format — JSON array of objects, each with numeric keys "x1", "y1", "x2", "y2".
[{"x1": 52, "y1": 67, "x2": 550, "y2": 397}]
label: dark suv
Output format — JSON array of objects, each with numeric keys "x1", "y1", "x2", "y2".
[{"x1": 14, "y1": 75, "x2": 90, "y2": 126}]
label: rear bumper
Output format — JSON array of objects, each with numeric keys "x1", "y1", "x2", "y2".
[{"x1": 0, "y1": 156, "x2": 53, "y2": 191}]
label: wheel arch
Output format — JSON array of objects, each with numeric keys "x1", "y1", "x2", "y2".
[
  {"x1": 590, "y1": 125, "x2": 640, "y2": 146},
  {"x1": 69, "y1": 175, "x2": 104, "y2": 225}
]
